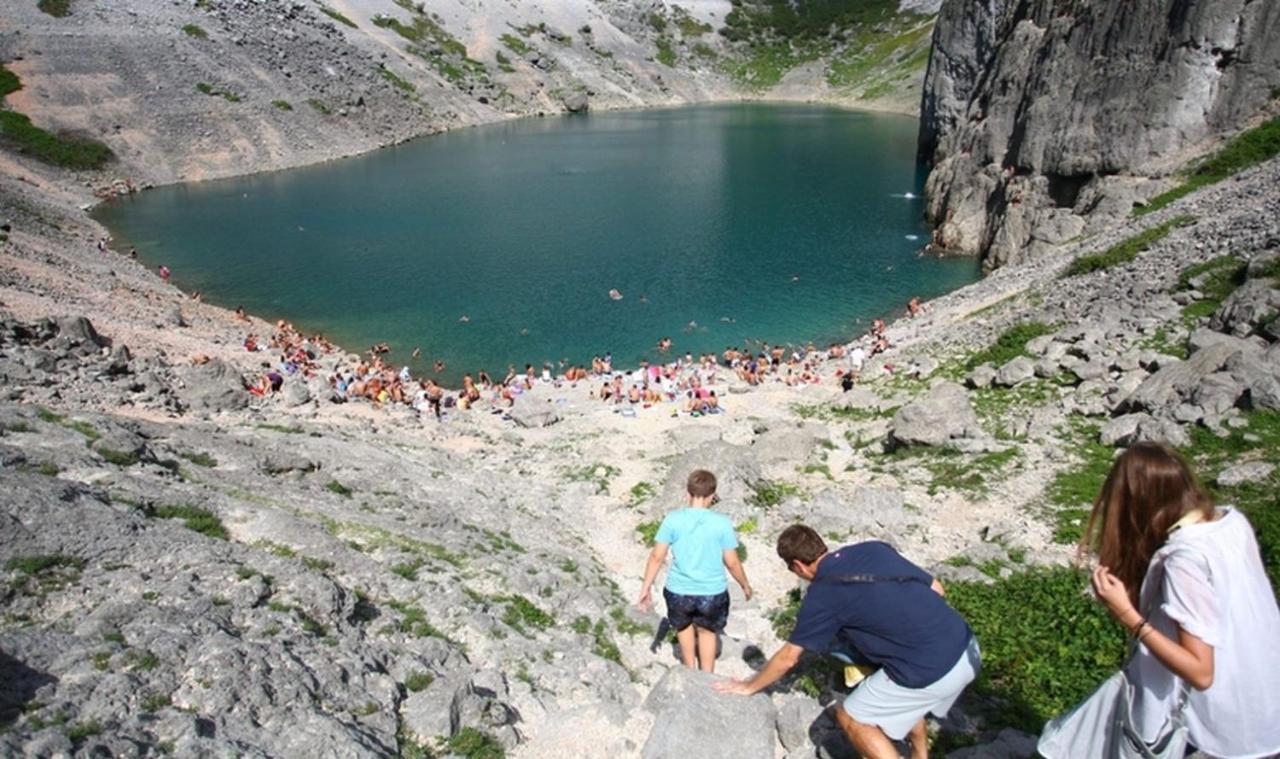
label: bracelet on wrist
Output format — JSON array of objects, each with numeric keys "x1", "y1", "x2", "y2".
[{"x1": 1128, "y1": 616, "x2": 1146, "y2": 636}]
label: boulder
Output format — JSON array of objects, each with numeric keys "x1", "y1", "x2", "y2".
[
  {"x1": 994, "y1": 356, "x2": 1035, "y2": 386},
  {"x1": 1217, "y1": 461, "x2": 1275, "y2": 488},
  {"x1": 1186, "y1": 328, "x2": 1262, "y2": 357},
  {"x1": 642, "y1": 668, "x2": 776, "y2": 759},
  {"x1": 776, "y1": 695, "x2": 824, "y2": 752},
  {"x1": 1123, "y1": 342, "x2": 1245, "y2": 413},
  {"x1": 1134, "y1": 416, "x2": 1191, "y2": 448},
  {"x1": 1071, "y1": 360, "x2": 1109, "y2": 382},
  {"x1": 508, "y1": 398, "x2": 560, "y2": 428},
  {"x1": 964, "y1": 363, "x2": 996, "y2": 389},
  {"x1": 563, "y1": 91, "x2": 589, "y2": 113},
  {"x1": 657, "y1": 440, "x2": 761, "y2": 519},
  {"x1": 177, "y1": 360, "x2": 248, "y2": 413},
  {"x1": 281, "y1": 379, "x2": 312, "y2": 408},
  {"x1": 1099, "y1": 413, "x2": 1151, "y2": 446},
  {"x1": 889, "y1": 382, "x2": 982, "y2": 448},
  {"x1": 55, "y1": 316, "x2": 107, "y2": 349},
  {"x1": 797, "y1": 487, "x2": 910, "y2": 541}
]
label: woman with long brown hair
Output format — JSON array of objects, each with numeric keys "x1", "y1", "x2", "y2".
[{"x1": 1082, "y1": 442, "x2": 1280, "y2": 757}]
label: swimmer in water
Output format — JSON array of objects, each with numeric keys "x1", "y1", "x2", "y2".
[
  {"x1": 412, "y1": 347, "x2": 422, "y2": 359},
  {"x1": 459, "y1": 315, "x2": 470, "y2": 323},
  {"x1": 434, "y1": 360, "x2": 445, "y2": 373},
  {"x1": 608, "y1": 289, "x2": 623, "y2": 301}
]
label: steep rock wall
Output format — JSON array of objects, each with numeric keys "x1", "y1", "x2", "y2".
[{"x1": 919, "y1": 0, "x2": 1280, "y2": 269}]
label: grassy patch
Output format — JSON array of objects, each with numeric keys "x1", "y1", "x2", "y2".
[
  {"x1": 148, "y1": 504, "x2": 228, "y2": 540},
  {"x1": 0, "y1": 66, "x2": 21, "y2": 98},
  {"x1": 748, "y1": 479, "x2": 803, "y2": 508},
  {"x1": 1063, "y1": 215, "x2": 1195, "y2": 277},
  {"x1": 636, "y1": 520, "x2": 659, "y2": 547},
  {"x1": 386, "y1": 600, "x2": 451, "y2": 641},
  {"x1": 655, "y1": 38, "x2": 677, "y2": 67},
  {"x1": 38, "y1": 0, "x2": 71, "y2": 17},
  {"x1": 271, "y1": 99, "x2": 293, "y2": 111},
  {"x1": 498, "y1": 594, "x2": 554, "y2": 633},
  {"x1": 325, "y1": 479, "x2": 353, "y2": 498},
  {"x1": 319, "y1": 5, "x2": 358, "y2": 28},
  {"x1": 379, "y1": 65, "x2": 415, "y2": 93},
  {"x1": 1138, "y1": 115, "x2": 1280, "y2": 215},
  {"x1": 178, "y1": 450, "x2": 217, "y2": 468},
  {"x1": 886, "y1": 446, "x2": 1019, "y2": 497},
  {"x1": 628, "y1": 481, "x2": 656, "y2": 504},
  {"x1": 947, "y1": 566, "x2": 1126, "y2": 732},
  {"x1": 181, "y1": 24, "x2": 207, "y2": 39},
  {"x1": 6, "y1": 554, "x2": 83, "y2": 575},
  {"x1": 0, "y1": 110, "x2": 114, "y2": 170},
  {"x1": 563, "y1": 463, "x2": 619, "y2": 494},
  {"x1": 963, "y1": 322, "x2": 1056, "y2": 371},
  {"x1": 1045, "y1": 419, "x2": 1113, "y2": 544},
  {"x1": 97, "y1": 447, "x2": 140, "y2": 467},
  {"x1": 305, "y1": 99, "x2": 331, "y2": 115},
  {"x1": 447, "y1": 727, "x2": 505, "y2": 759},
  {"x1": 404, "y1": 670, "x2": 434, "y2": 692},
  {"x1": 195, "y1": 83, "x2": 240, "y2": 103},
  {"x1": 67, "y1": 718, "x2": 102, "y2": 742},
  {"x1": 500, "y1": 33, "x2": 533, "y2": 56}
]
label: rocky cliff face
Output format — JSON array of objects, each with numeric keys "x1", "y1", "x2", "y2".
[{"x1": 919, "y1": 0, "x2": 1280, "y2": 269}]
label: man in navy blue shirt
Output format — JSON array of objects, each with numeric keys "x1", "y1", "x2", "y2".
[{"x1": 715, "y1": 525, "x2": 980, "y2": 759}]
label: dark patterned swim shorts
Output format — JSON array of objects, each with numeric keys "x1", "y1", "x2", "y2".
[{"x1": 663, "y1": 588, "x2": 730, "y2": 633}]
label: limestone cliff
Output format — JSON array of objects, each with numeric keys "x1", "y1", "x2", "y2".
[{"x1": 919, "y1": 0, "x2": 1280, "y2": 269}]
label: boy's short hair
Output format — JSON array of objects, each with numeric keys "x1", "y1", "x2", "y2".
[
  {"x1": 686, "y1": 469, "x2": 717, "y2": 498},
  {"x1": 777, "y1": 524, "x2": 828, "y2": 566}
]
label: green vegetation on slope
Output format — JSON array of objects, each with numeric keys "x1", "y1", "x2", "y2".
[
  {"x1": 38, "y1": 0, "x2": 72, "y2": 18},
  {"x1": 319, "y1": 5, "x2": 358, "y2": 29},
  {"x1": 0, "y1": 63, "x2": 114, "y2": 169},
  {"x1": 1063, "y1": 215, "x2": 1195, "y2": 277},
  {"x1": 1138, "y1": 115, "x2": 1280, "y2": 216},
  {"x1": 964, "y1": 321, "x2": 1055, "y2": 370}
]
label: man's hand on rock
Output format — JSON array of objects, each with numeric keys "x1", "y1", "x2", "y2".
[{"x1": 712, "y1": 678, "x2": 754, "y2": 696}]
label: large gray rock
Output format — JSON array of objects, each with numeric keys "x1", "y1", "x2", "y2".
[
  {"x1": 281, "y1": 379, "x2": 312, "y2": 408},
  {"x1": 563, "y1": 91, "x2": 589, "y2": 113},
  {"x1": 657, "y1": 440, "x2": 761, "y2": 521},
  {"x1": 1217, "y1": 461, "x2": 1275, "y2": 488},
  {"x1": 1123, "y1": 342, "x2": 1247, "y2": 414},
  {"x1": 797, "y1": 487, "x2": 910, "y2": 541},
  {"x1": 920, "y1": 0, "x2": 1280, "y2": 268},
  {"x1": 889, "y1": 381, "x2": 982, "y2": 448},
  {"x1": 177, "y1": 360, "x2": 248, "y2": 412},
  {"x1": 642, "y1": 668, "x2": 777, "y2": 759},
  {"x1": 508, "y1": 398, "x2": 560, "y2": 428},
  {"x1": 994, "y1": 356, "x2": 1034, "y2": 386},
  {"x1": 1099, "y1": 413, "x2": 1151, "y2": 447}
]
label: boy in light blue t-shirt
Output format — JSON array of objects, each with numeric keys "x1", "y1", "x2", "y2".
[{"x1": 637, "y1": 469, "x2": 753, "y2": 673}]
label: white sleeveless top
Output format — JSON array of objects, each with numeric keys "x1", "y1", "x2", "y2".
[{"x1": 1130, "y1": 507, "x2": 1280, "y2": 758}]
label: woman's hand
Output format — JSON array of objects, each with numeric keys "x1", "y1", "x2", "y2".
[{"x1": 1091, "y1": 565, "x2": 1137, "y2": 623}]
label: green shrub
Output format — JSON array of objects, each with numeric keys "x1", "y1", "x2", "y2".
[
  {"x1": 655, "y1": 38, "x2": 677, "y2": 67},
  {"x1": 0, "y1": 65, "x2": 21, "y2": 98},
  {"x1": 67, "y1": 718, "x2": 102, "y2": 742},
  {"x1": 447, "y1": 727, "x2": 505, "y2": 759},
  {"x1": 97, "y1": 447, "x2": 140, "y2": 467},
  {"x1": 386, "y1": 600, "x2": 450, "y2": 640},
  {"x1": 6, "y1": 554, "x2": 83, "y2": 574},
  {"x1": 305, "y1": 99, "x2": 331, "y2": 115},
  {"x1": 1045, "y1": 421, "x2": 1113, "y2": 544},
  {"x1": 635, "y1": 520, "x2": 659, "y2": 547},
  {"x1": 178, "y1": 450, "x2": 217, "y2": 468},
  {"x1": 319, "y1": 5, "x2": 358, "y2": 28},
  {"x1": 947, "y1": 567, "x2": 1126, "y2": 732},
  {"x1": 498, "y1": 594, "x2": 554, "y2": 632},
  {"x1": 500, "y1": 33, "x2": 532, "y2": 56},
  {"x1": 378, "y1": 66, "x2": 415, "y2": 93},
  {"x1": 37, "y1": 0, "x2": 71, "y2": 18},
  {"x1": 325, "y1": 479, "x2": 353, "y2": 498},
  {"x1": 181, "y1": 24, "x2": 207, "y2": 39},
  {"x1": 963, "y1": 322, "x2": 1056, "y2": 370},
  {"x1": 271, "y1": 99, "x2": 293, "y2": 111},
  {"x1": 148, "y1": 504, "x2": 228, "y2": 540},
  {"x1": 404, "y1": 670, "x2": 433, "y2": 692},
  {"x1": 1138, "y1": 116, "x2": 1280, "y2": 215},
  {"x1": 1063, "y1": 216, "x2": 1195, "y2": 277},
  {"x1": 0, "y1": 111, "x2": 114, "y2": 169},
  {"x1": 748, "y1": 479, "x2": 802, "y2": 508}
]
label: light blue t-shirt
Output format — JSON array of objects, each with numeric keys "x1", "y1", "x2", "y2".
[{"x1": 656, "y1": 508, "x2": 738, "y2": 596}]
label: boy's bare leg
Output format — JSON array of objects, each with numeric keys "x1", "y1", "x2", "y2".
[
  {"x1": 834, "y1": 705, "x2": 899, "y2": 759},
  {"x1": 908, "y1": 718, "x2": 928, "y2": 759},
  {"x1": 695, "y1": 626, "x2": 717, "y2": 673},
  {"x1": 675, "y1": 625, "x2": 697, "y2": 667}
]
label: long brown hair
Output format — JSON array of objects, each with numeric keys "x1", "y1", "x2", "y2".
[{"x1": 1081, "y1": 442, "x2": 1214, "y2": 607}]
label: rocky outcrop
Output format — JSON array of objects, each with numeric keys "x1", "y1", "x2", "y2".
[
  {"x1": 919, "y1": 0, "x2": 1280, "y2": 269},
  {"x1": 641, "y1": 668, "x2": 777, "y2": 759}
]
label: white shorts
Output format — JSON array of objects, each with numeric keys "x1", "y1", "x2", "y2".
[{"x1": 843, "y1": 637, "x2": 981, "y2": 740}]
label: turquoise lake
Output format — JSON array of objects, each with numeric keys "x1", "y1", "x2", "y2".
[{"x1": 93, "y1": 104, "x2": 980, "y2": 382}]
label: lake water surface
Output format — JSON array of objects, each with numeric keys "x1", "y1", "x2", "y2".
[{"x1": 94, "y1": 104, "x2": 979, "y2": 382}]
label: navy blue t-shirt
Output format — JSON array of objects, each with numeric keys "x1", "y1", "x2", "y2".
[{"x1": 787, "y1": 542, "x2": 972, "y2": 688}]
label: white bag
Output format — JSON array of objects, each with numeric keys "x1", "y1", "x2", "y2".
[{"x1": 1038, "y1": 668, "x2": 1189, "y2": 759}]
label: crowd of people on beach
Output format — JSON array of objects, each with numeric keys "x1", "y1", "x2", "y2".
[
  {"x1": 235, "y1": 312, "x2": 910, "y2": 423},
  {"x1": 230, "y1": 293, "x2": 926, "y2": 422}
]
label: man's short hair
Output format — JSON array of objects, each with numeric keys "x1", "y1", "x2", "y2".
[
  {"x1": 686, "y1": 469, "x2": 717, "y2": 498},
  {"x1": 777, "y1": 525, "x2": 827, "y2": 566}
]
